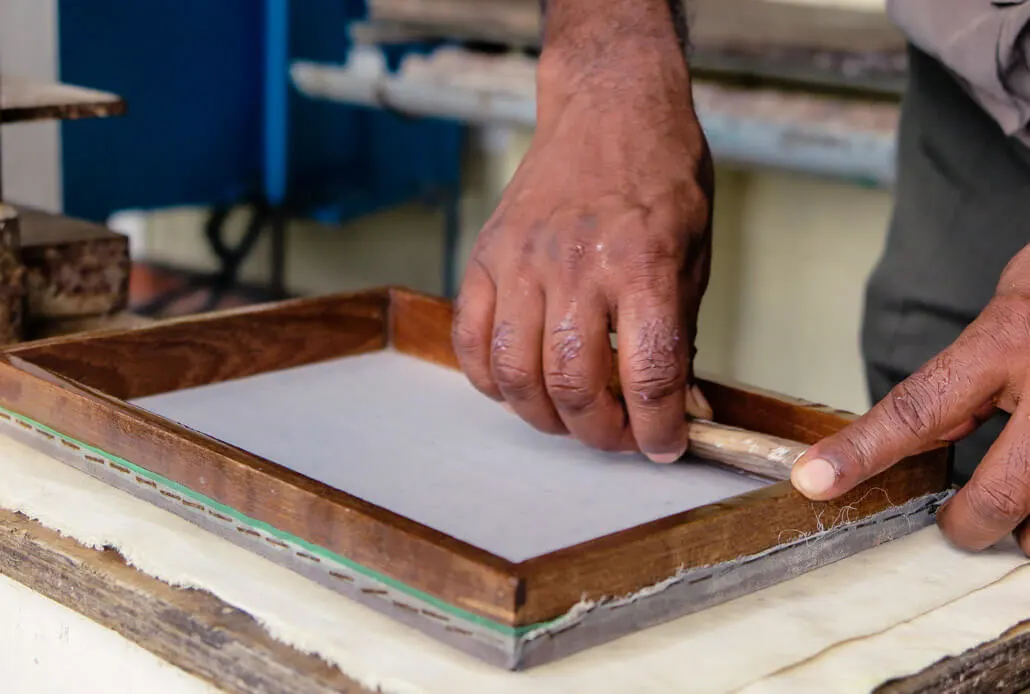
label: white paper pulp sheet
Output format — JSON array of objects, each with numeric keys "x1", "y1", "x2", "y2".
[{"x1": 130, "y1": 350, "x2": 768, "y2": 562}]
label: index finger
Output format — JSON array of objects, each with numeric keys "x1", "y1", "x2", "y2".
[{"x1": 790, "y1": 330, "x2": 1007, "y2": 500}]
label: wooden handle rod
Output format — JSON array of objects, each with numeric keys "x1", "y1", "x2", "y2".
[
  {"x1": 686, "y1": 419, "x2": 807, "y2": 481},
  {"x1": 604, "y1": 364, "x2": 808, "y2": 480}
]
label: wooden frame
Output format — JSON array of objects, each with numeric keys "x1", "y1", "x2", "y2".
[{"x1": 0, "y1": 287, "x2": 950, "y2": 668}]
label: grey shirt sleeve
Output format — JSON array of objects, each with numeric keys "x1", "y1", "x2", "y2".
[{"x1": 888, "y1": 0, "x2": 1030, "y2": 145}]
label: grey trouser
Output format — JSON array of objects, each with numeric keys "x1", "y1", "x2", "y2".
[{"x1": 862, "y1": 45, "x2": 1030, "y2": 483}]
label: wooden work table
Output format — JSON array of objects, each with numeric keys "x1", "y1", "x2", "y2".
[{"x1": 0, "y1": 419, "x2": 1028, "y2": 693}]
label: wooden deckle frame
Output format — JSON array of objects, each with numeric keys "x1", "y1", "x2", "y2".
[{"x1": 0, "y1": 288, "x2": 950, "y2": 669}]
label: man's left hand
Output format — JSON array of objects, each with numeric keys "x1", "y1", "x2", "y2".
[{"x1": 791, "y1": 244, "x2": 1030, "y2": 554}]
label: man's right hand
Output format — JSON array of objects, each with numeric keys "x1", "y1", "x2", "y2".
[{"x1": 451, "y1": 23, "x2": 716, "y2": 463}]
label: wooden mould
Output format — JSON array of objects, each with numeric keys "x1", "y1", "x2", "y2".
[{"x1": 0, "y1": 288, "x2": 950, "y2": 669}]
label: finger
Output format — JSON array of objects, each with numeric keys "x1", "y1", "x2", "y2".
[
  {"x1": 543, "y1": 293, "x2": 635, "y2": 452},
  {"x1": 791, "y1": 331, "x2": 1007, "y2": 500},
  {"x1": 900, "y1": 399, "x2": 1000, "y2": 458},
  {"x1": 615, "y1": 271, "x2": 690, "y2": 464},
  {"x1": 937, "y1": 396, "x2": 1030, "y2": 551},
  {"x1": 490, "y1": 278, "x2": 567, "y2": 436},
  {"x1": 682, "y1": 254, "x2": 710, "y2": 422},
  {"x1": 453, "y1": 258, "x2": 501, "y2": 400},
  {"x1": 686, "y1": 384, "x2": 713, "y2": 420},
  {"x1": 941, "y1": 399, "x2": 998, "y2": 442}
]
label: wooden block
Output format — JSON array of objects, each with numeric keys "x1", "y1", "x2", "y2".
[
  {"x1": 0, "y1": 509, "x2": 363, "y2": 694},
  {"x1": 16, "y1": 206, "x2": 130, "y2": 320},
  {"x1": 0, "y1": 287, "x2": 950, "y2": 670},
  {"x1": 0, "y1": 205, "x2": 26, "y2": 346},
  {"x1": 0, "y1": 74, "x2": 125, "y2": 124}
]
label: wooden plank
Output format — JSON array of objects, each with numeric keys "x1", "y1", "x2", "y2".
[
  {"x1": 0, "y1": 509, "x2": 370, "y2": 694},
  {"x1": 8, "y1": 290, "x2": 390, "y2": 399},
  {"x1": 16, "y1": 205, "x2": 131, "y2": 320},
  {"x1": 878, "y1": 620, "x2": 1030, "y2": 693},
  {"x1": 0, "y1": 74, "x2": 125, "y2": 124}
]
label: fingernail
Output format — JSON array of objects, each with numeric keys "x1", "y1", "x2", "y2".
[
  {"x1": 791, "y1": 458, "x2": 838, "y2": 497},
  {"x1": 501, "y1": 402, "x2": 515, "y2": 414},
  {"x1": 647, "y1": 440, "x2": 688, "y2": 465},
  {"x1": 686, "y1": 385, "x2": 714, "y2": 420}
]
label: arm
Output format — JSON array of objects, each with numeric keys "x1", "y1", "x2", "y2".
[
  {"x1": 540, "y1": 0, "x2": 690, "y2": 59},
  {"x1": 452, "y1": 0, "x2": 714, "y2": 461}
]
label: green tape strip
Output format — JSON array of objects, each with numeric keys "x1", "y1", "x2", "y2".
[{"x1": 0, "y1": 404, "x2": 556, "y2": 638}]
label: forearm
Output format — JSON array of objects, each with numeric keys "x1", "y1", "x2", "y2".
[
  {"x1": 539, "y1": 0, "x2": 689, "y2": 64},
  {"x1": 535, "y1": 0, "x2": 696, "y2": 133}
]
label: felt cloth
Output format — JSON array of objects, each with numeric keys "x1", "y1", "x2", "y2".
[{"x1": 1, "y1": 433, "x2": 1029, "y2": 692}]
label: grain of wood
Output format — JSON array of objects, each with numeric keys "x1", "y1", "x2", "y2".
[
  {"x1": 0, "y1": 509, "x2": 372, "y2": 694},
  {"x1": 16, "y1": 205, "x2": 131, "y2": 319},
  {"x1": 876, "y1": 619, "x2": 1030, "y2": 694},
  {"x1": 0, "y1": 204, "x2": 26, "y2": 346}
]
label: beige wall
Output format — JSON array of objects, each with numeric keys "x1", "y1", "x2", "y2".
[{"x1": 0, "y1": 0, "x2": 62, "y2": 212}]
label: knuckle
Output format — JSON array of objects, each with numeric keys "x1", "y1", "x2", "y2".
[
  {"x1": 624, "y1": 363, "x2": 684, "y2": 404},
  {"x1": 629, "y1": 235, "x2": 684, "y2": 274},
  {"x1": 984, "y1": 295, "x2": 1030, "y2": 347},
  {"x1": 556, "y1": 239, "x2": 589, "y2": 276},
  {"x1": 639, "y1": 232, "x2": 683, "y2": 264},
  {"x1": 545, "y1": 373, "x2": 600, "y2": 414},
  {"x1": 623, "y1": 318, "x2": 686, "y2": 404},
  {"x1": 451, "y1": 318, "x2": 483, "y2": 358},
  {"x1": 624, "y1": 261, "x2": 678, "y2": 300},
  {"x1": 966, "y1": 480, "x2": 1027, "y2": 526},
  {"x1": 492, "y1": 358, "x2": 539, "y2": 400},
  {"x1": 884, "y1": 373, "x2": 944, "y2": 439}
]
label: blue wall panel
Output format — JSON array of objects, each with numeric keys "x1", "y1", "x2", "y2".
[{"x1": 58, "y1": 0, "x2": 463, "y2": 224}]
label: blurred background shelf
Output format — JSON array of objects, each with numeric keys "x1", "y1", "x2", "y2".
[{"x1": 0, "y1": 74, "x2": 125, "y2": 123}]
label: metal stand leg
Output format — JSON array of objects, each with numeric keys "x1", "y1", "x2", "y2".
[
  {"x1": 441, "y1": 187, "x2": 462, "y2": 299},
  {"x1": 268, "y1": 207, "x2": 288, "y2": 299},
  {"x1": 134, "y1": 201, "x2": 289, "y2": 317}
]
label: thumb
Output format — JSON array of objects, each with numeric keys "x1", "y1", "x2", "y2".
[{"x1": 791, "y1": 350, "x2": 1003, "y2": 500}]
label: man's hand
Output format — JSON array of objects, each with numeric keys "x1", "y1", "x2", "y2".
[
  {"x1": 452, "y1": 0, "x2": 714, "y2": 462},
  {"x1": 791, "y1": 244, "x2": 1030, "y2": 553}
]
